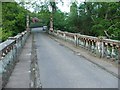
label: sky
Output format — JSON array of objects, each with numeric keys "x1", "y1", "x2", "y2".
[
  {"x1": 20, "y1": 0, "x2": 85, "y2": 13},
  {"x1": 16, "y1": 0, "x2": 119, "y2": 13},
  {"x1": 57, "y1": 1, "x2": 71, "y2": 13},
  {"x1": 56, "y1": 0, "x2": 84, "y2": 12}
]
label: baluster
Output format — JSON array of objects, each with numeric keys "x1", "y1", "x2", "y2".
[
  {"x1": 89, "y1": 40, "x2": 92, "y2": 51},
  {"x1": 102, "y1": 42, "x2": 106, "y2": 58},
  {"x1": 83, "y1": 38, "x2": 86, "y2": 48},
  {"x1": 83, "y1": 38, "x2": 85, "y2": 48},
  {"x1": 75, "y1": 35, "x2": 78, "y2": 46},
  {"x1": 104, "y1": 42, "x2": 107, "y2": 58},
  {"x1": 118, "y1": 44, "x2": 120, "y2": 64},
  {"x1": 78, "y1": 37, "x2": 81, "y2": 46},
  {"x1": 96, "y1": 41, "x2": 99, "y2": 56},
  {"x1": 88, "y1": 40, "x2": 90, "y2": 50},
  {"x1": 87, "y1": 40, "x2": 89, "y2": 50},
  {"x1": 81, "y1": 38, "x2": 84, "y2": 47},
  {"x1": 86, "y1": 39, "x2": 89, "y2": 49},
  {"x1": 107, "y1": 43, "x2": 111, "y2": 58},
  {"x1": 107, "y1": 43, "x2": 110, "y2": 58},
  {"x1": 78, "y1": 36, "x2": 80, "y2": 46},
  {"x1": 93, "y1": 40, "x2": 96, "y2": 54},
  {"x1": 91, "y1": 40, "x2": 94, "y2": 53},
  {"x1": 77, "y1": 36, "x2": 79, "y2": 46},
  {"x1": 98, "y1": 41, "x2": 102, "y2": 58},
  {"x1": 114, "y1": 45, "x2": 119, "y2": 62},
  {"x1": 111, "y1": 44, "x2": 116, "y2": 60},
  {"x1": 109, "y1": 44, "x2": 113, "y2": 59},
  {"x1": 101, "y1": 41, "x2": 104, "y2": 58}
]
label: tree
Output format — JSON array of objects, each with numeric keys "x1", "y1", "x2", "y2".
[{"x1": 2, "y1": 2, "x2": 29, "y2": 41}]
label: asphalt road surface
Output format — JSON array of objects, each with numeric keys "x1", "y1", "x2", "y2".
[{"x1": 32, "y1": 28, "x2": 118, "y2": 88}]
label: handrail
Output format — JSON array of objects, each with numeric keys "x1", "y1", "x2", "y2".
[
  {"x1": 0, "y1": 29, "x2": 30, "y2": 88},
  {"x1": 0, "y1": 40, "x2": 15, "y2": 60},
  {"x1": 50, "y1": 30, "x2": 120, "y2": 64}
]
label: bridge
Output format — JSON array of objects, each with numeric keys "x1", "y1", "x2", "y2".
[{"x1": 0, "y1": 18, "x2": 120, "y2": 89}]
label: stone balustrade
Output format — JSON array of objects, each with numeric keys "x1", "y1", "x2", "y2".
[
  {"x1": 0, "y1": 30, "x2": 30, "y2": 88},
  {"x1": 50, "y1": 30, "x2": 120, "y2": 64}
]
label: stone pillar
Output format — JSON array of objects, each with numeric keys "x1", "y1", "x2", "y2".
[
  {"x1": 49, "y1": 14, "x2": 53, "y2": 33},
  {"x1": 74, "y1": 34, "x2": 78, "y2": 46},
  {"x1": 26, "y1": 15, "x2": 30, "y2": 32}
]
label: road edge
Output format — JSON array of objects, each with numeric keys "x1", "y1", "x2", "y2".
[{"x1": 48, "y1": 34, "x2": 119, "y2": 79}]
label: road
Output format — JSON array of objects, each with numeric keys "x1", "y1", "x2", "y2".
[{"x1": 32, "y1": 28, "x2": 118, "y2": 88}]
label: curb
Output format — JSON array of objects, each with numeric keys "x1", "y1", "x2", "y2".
[{"x1": 30, "y1": 33, "x2": 42, "y2": 88}]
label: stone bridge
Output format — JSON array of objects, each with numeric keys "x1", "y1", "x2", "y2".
[{"x1": 0, "y1": 26, "x2": 120, "y2": 89}]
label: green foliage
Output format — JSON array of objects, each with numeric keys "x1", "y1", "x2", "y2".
[
  {"x1": 37, "y1": 9, "x2": 50, "y2": 26},
  {"x1": 2, "y1": 2, "x2": 29, "y2": 42},
  {"x1": 2, "y1": 1, "x2": 120, "y2": 41},
  {"x1": 52, "y1": 2, "x2": 120, "y2": 40},
  {"x1": 30, "y1": 22, "x2": 44, "y2": 28},
  {"x1": 0, "y1": 27, "x2": 2, "y2": 42},
  {"x1": 53, "y1": 10, "x2": 66, "y2": 30}
]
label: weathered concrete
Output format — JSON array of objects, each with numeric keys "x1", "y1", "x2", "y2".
[
  {"x1": 32, "y1": 28, "x2": 118, "y2": 88},
  {"x1": 0, "y1": 30, "x2": 30, "y2": 88},
  {"x1": 5, "y1": 35, "x2": 32, "y2": 88},
  {"x1": 0, "y1": 75, "x2": 2, "y2": 90},
  {"x1": 51, "y1": 30, "x2": 120, "y2": 61},
  {"x1": 49, "y1": 34, "x2": 118, "y2": 78},
  {"x1": 30, "y1": 34, "x2": 42, "y2": 88}
]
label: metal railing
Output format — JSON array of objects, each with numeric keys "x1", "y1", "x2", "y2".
[
  {"x1": 50, "y1": 30, "x2": 120, "y2": 64},
  {"x1": 0, "y1": 29, "x2": 30, "y2": 88}
]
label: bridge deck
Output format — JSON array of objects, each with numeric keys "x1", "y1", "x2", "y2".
[
  {"x1": 32, "y1": 28, "x2": 118, "y2": 88},
  {"x1": 3, "y1": 27, "x2": 118, "y2": 88}
]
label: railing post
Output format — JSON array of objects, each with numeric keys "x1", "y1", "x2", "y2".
[{"x1": 75, "y1": 34, "x2": 78, "y2": 46}]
